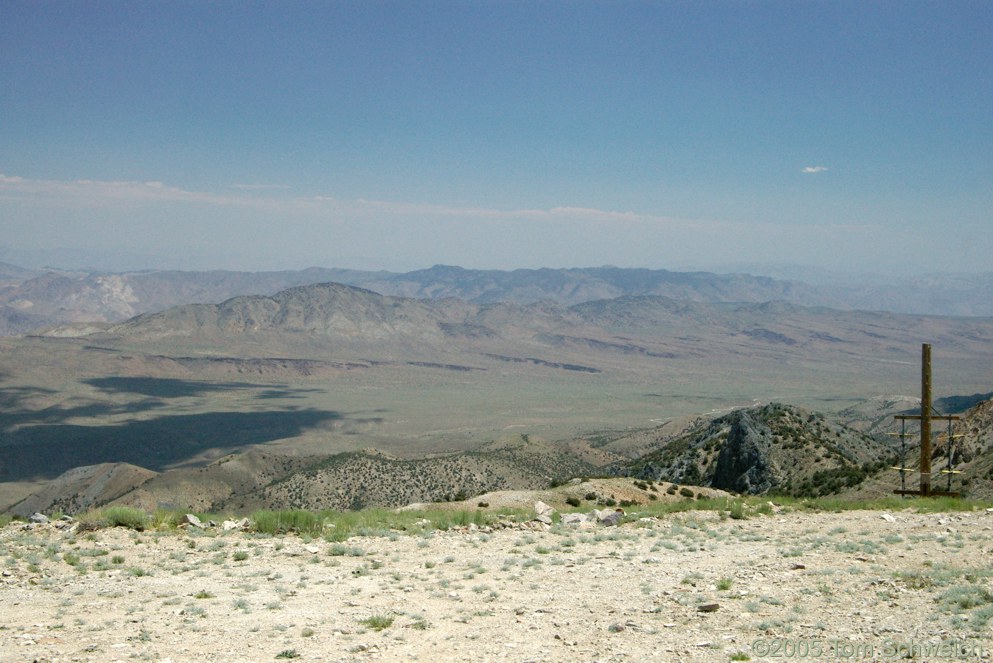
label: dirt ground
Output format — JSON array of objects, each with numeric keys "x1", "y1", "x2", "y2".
[{"x1": 3, "y1": 507, "x2": 993, "y2": 662}]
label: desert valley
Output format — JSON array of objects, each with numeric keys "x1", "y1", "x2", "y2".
[{"x1": 2, "y1": 263, "x2": 993, "y2": 662}]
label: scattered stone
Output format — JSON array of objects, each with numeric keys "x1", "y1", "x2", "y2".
[
  {"x1": 29, "y1": 513, "x2": 49, "y2": 524},
  {"x1": 228, "y1": 518, "x2": 249, "y2": 530},
  {"x1": 184, "y1": 514, "x2": 204, "y2": 528},
  {"x1": 696, "y1": 603, "x2": 720, "y2": 613},
  {"x1": 790, "y1": 563, "x2": 806, "y2": 570},
  {"x1": 881, "y1": 513, "x2": 897, "y2": 523},
  {"x1": 533, "y1": 501, "x2": 555, "y2": 525},
  {"x1": 593, "y1": 508, "x2": 625, "y2": 527},
  {"x1": 560, "y1": 513, "x2": 592, "y2": 527}
]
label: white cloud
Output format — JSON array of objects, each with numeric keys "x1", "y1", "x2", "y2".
[
  {"x1": 801, "y1": 166, "x2": 829, "y2": 174},
  {"x1": 230, "y1": 183, "x2": 293, "y2": 190}
]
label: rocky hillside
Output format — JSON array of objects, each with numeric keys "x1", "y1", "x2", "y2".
[
  {"x1": 8, "y1": 435, "x2": 605, "y2": 516},
  {"x1": 615, "y1": 403, "x2": 895, "y2": 497}
]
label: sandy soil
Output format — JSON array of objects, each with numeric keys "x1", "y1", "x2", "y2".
[{"x1": 3, "y1": 508, "x2": 993, "y2": 662}]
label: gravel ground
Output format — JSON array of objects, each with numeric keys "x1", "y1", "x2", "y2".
[{"x1": 3, "y1": 508, "x2": 993, "y2": 662}]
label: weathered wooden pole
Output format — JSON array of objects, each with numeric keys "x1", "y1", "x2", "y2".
[
  {"x1": 893, "y1": 344, "x2": 959, "y2": 496},
  {"x1": 921, "y1": 343, "x2": 932, "y2": 496}
]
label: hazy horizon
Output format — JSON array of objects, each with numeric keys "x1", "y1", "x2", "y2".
[{"x1": 3, "y1": 3, "x2": 991, "y2": 277}]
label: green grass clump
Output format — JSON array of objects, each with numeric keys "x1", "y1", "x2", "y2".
[
  {"x1": 251, "y1": 510, "x2": 322, "y2": 536},
  {"x1": 98, "y1": 506, "x2": 150, "y2": 531},
  {"x1": 938, "y1": 585, "x2": 993, "y2": 612},
  {"x1": 360, "y1": 614, "x2": 394, "y2": 631}
]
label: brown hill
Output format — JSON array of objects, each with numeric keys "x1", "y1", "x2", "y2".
[{"x1": 7, "y1": 462, "x2": 156, "y2": 517}]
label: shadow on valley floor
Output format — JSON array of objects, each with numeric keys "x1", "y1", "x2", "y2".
[
  {"x1": 0, "y1": 408, "x2": 347, "y2": 482},
  {"x1": 84, "y1": 377, "x2": 260, "y2": 398},
  {"x1": 0, "y1": 378, "x2": 329, "y2": 430},
  {"x1": 84, "y1": 377, "x2": 325, "y2": 400}
]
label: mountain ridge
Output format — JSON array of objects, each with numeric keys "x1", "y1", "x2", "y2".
[{"x1": 3, "y1": 263, "x2": 992, "y2": 336}]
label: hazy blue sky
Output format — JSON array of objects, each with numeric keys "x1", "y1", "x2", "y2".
[{"x1": 2, "y1": 1, "x2": 991, "y2": 274}]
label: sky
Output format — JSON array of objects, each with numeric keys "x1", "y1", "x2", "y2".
[{"x1": 1, "y1": 1, "x2": 991, "y2": 275}]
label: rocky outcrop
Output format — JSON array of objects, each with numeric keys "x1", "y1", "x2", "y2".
[
  {"x1": 710, "y1": 411, "x2": 779, "y2": 494},
  {"x1": 617, "y1": 403, "x2": 892, "y2": 497}
]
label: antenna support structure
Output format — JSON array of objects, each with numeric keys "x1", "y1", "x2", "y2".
[{"x1": 892, "y1": 344, "x2": 961, "y2": 497}]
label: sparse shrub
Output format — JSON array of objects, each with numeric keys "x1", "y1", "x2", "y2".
[
  {"x1": 275, "y1": 650, "x2": 300, "y2": 659},
  {"x1": 477, "y1": 501, "x2": 489, "y2": 508},
  {"x1": 679, "y1": 487, "x2": 695, "y2": 498},
  {"x1": 729, "y1": 500, "x2": 746, "y2": 520},
  {"x1": 251, "y1": 510, "x2": 322, "y2": 536},
  {"x1": 585, "y1": 492, "x2": 597, "y2": 501},
  {"x1": 100, "y1": 506, "x2": 149, "y2": 531},
  {"x1": 361, "y1": 614, "x2": 394, "y2": 631},
  {"x1": 565, "y1": 496, "x2": 581, "y2": 508},
  {"x1": 232, "y1": 550, "x2": 249, "y2": 562}
]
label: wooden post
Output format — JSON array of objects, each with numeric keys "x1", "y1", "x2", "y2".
[
  {"x1": 921, "y1": 343, "x2": 931, "y2": 495},
  {"x1": 893, "y1": 344, "x2": 959, "y2": 497}
]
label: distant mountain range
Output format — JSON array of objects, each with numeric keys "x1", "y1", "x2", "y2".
[
  {"x1": 3, "y1": 275, "x2": 993, "y2": 515},
  {"x1": 1, "y1": 262, "x2": 991, "y2": 336}
]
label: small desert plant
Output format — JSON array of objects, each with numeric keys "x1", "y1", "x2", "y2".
[
  {"x1": 251, "y1": 510, "x2": 322, "y2": 536},
  {"x1": 565, "y1": 496, "x2": 582, "y2": 507},
  {"x1": 275, "y1": 650, "x2": 300, "y2": 659},
  {"x1": 729, "y1": 500, "x2": 746, "y2": 520},
  {"x1": 100, "y1": 506, "x2": 149, "y2": 531},
  {"x1": 361, "y1": 614, "x2": 394, "y2": 631},
  {"x1": 716, "y1": 577, "x2": 733, "y2": 591}
]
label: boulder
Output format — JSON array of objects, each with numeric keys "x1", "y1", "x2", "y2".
[
  {"x1": 560, "y1": 512, "x2": 595, "y2": 529},
  {"x1": 222, "y1": 518, "x2": 249, "y2": 531},
  {"x1": 592, "y1": 508, "x2": 625, "y2": 527},
  {"x1": 534, "y1": 501, "x2": 555, "y2": 525}
]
